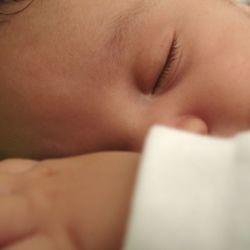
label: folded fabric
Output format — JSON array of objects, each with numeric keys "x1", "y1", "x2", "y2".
[
  {"x1": 239, "y1": 0, "x2": 250, "y2": 4},
  {"x1": 123, "y1": 126, "x2": 250, "y2": 250}
]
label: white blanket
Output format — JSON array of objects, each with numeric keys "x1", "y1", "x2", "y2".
[
  {"x1": 240, "y1": 0, "x2": 250, "y2": 4},
  {"x1": 123, "y1": 126, "x2": 250, "y2": 250}
]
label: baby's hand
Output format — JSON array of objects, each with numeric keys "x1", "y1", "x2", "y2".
[
  {"x1": 0, "y1": 153, "x2": 139, "y2": 250},
  {"x1": 0, "y1": 159, "x2": 37, "y2": 175}
]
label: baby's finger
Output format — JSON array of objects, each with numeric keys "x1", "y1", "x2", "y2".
[
  {"x1": 0, "y1": 175, "x2": 16, "y2": 195},
  {"x1": 0, "y1": 195, "x2": 35, "y2": 247},
  {"x1": 2, "y1": 234, "x2": 54, "y2": 250},
  {"x1": 0, "y1": 159, "x2": 38, "y2": 174}
]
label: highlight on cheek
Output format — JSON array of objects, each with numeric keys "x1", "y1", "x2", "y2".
[{"x1": 0, "y1": 0, "x2": 33, "y2": 15}]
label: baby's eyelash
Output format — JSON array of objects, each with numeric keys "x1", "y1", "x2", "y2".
[
  {"x1": 0, "y1": 0, "x2": 33, "y2": 15},
  {"x1": 152, "y1": 38, "x2": 179, "y2": 94},
  {"x1": 163, "y1": 39, "x2": 179, "y2": 77}
]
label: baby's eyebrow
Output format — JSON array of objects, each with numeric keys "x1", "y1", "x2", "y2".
[{"x1": 107, "y1": 1, "x2": 153, "y2": 60}]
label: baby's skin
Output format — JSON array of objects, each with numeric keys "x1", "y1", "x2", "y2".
[
  {"x1": 0, "y1": 152, "x2": 139, "y2": 249},
  {"x1": 1, "y1": 0, "x2": 250, "y2": 159},
  {"x1": 1, "y1": 0, "x2": 250, "y2": 248}
]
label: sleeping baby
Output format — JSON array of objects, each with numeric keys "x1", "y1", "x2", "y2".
[
  {"x1": 1, "y1": 0, "x2": 250, "y2": 159},
  {"x1": 1, "y1": 0, "x2": 250, "y2": 249}
]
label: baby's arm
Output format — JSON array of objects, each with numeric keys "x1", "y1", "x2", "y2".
[{"x1": 0, "y1": 152, "x2": 139, "y2": 249}]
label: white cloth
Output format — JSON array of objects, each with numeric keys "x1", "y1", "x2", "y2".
[
  {"x1": 123, "y1": 126, "x2": 250, "y2": 250},
  {"x1": 239, "y1": 0, "x2": 250, "y2": 4}
]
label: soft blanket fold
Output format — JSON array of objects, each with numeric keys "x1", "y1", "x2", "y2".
[{"x1": 123, "y1": 126, "x2": 250, "y2": 250}]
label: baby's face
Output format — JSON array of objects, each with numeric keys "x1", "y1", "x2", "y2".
[{"x1": 1, "y1": 0, "x2": 250, "y2": 159}]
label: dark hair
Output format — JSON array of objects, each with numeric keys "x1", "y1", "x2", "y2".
[{"x1": 0, "y1": 0, "x2": 34, "y2": 15}]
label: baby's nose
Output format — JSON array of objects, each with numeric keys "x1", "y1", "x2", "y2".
[{"x1": 173, "y1": 115, "x2": 209, "y2": 135}]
